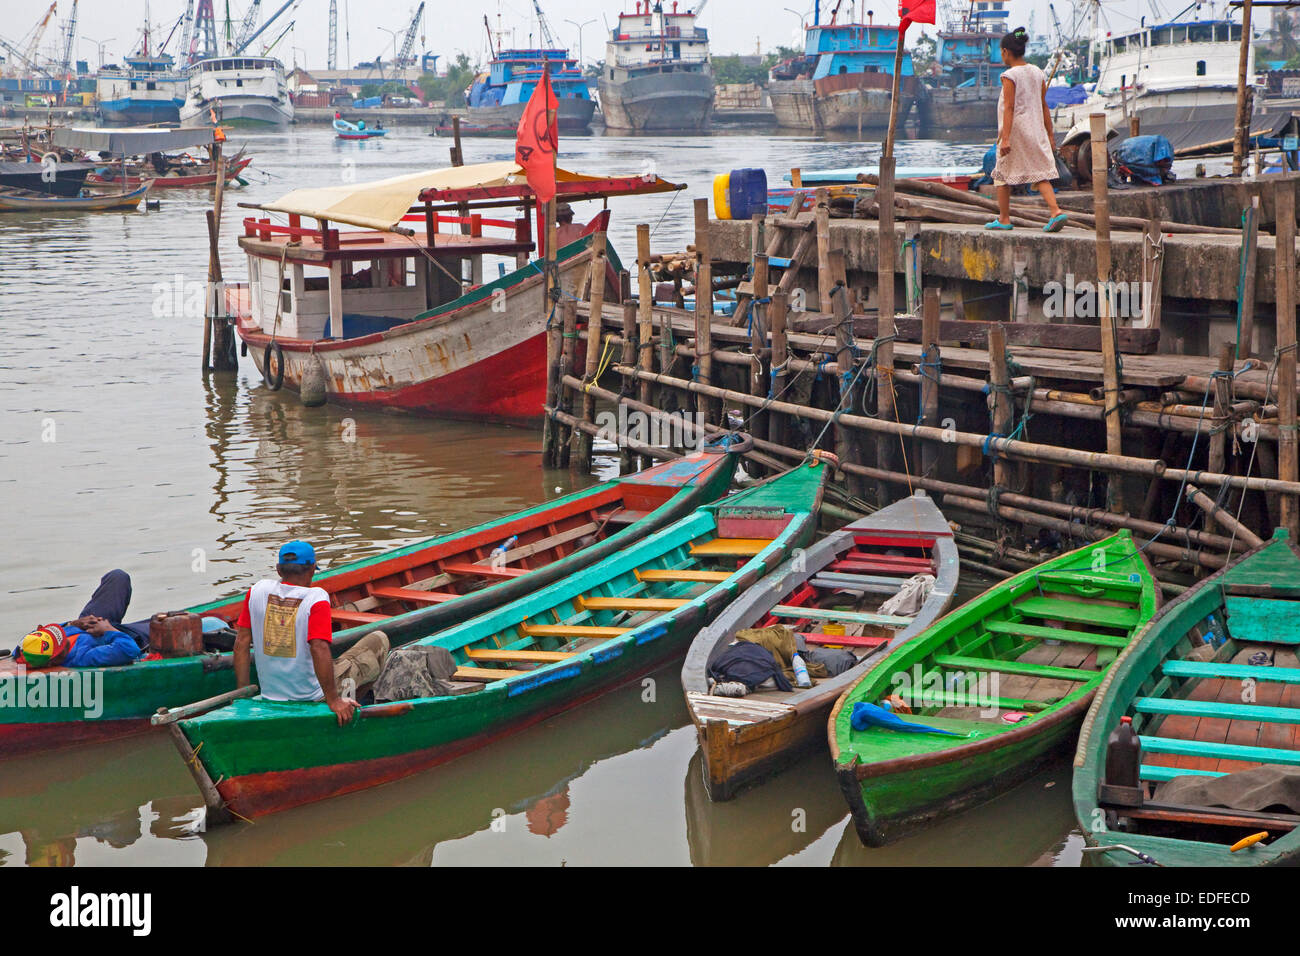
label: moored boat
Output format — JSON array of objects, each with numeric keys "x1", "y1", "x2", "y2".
[
  {"x1": 0, "y1": 447, "x2": 741, "y2": 760},
  {"x1": 172, "y1": 458, "x2": 830, "y2": 821},
  {"x1": 598, "y1": 2, "x2": 715, "y2": 132},
  {"x1": 467, "y1": 48, "x2": 596, "y2": 132},
  {"x1": 0, "y1": 181, "x2": 151, "y2": 212},
  {"x1": 85, "y1": 151, "x2": 253, "y2": 189},
  {"x1": 229, "y1": 160, "x2": 681, "y2": 422},
  {"x1": 180, "y1": 55, "x2": 294, "y2": 126},
  {"x1": 1074, "y1": 531, "x2": 1300, "y2": 866},
  {"x1": 919, "y1": 0, "x2": 1007, "y2": 133},
  {"x1": 830, "y1": 530, "x2": 1160, "y2": 847},
  {"x1": 682, "y1": 491, "x2": 958, "y2": 800}
]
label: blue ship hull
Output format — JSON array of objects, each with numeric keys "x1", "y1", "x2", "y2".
[{"x1": 99, "y1": 97, "x2": 183, "y2": 125}]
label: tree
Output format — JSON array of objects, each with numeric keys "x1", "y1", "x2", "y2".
[
  {"x1": 416, "y1": 52, "x2": 478, "y2": 104},
  {"x1": 911, "y1": 34, "x2": 938, "y2": 73}
]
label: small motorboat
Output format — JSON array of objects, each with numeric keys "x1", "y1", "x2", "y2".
[{"x1": 334, "y1": 117, "x2": 388, "y2": 140}]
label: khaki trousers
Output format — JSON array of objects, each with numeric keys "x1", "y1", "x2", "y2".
[{"x1": 333, "y1": 629, "x2": 390, "y2": 690}]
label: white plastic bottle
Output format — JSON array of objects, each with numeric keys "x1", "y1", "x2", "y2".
[{"x1": 792, "y1": 652, "x2": 812, "y2": 688}]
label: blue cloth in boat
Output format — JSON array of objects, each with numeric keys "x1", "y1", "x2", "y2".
[
  {"x1": 78, "y1": 569, "x2": 151, "y2": 646},
  {"x1": 59, "y1": 626, "x2": 144, "y2": 668},
  {"x1": 708, "y1": 641, "x2": 794, "y2": 692},
  {"x1": 851, "y1": 702, "x2": 962, "y2": 736}
]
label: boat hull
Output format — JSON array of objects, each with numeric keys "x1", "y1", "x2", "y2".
[
  {"x1": 181, "y1": 96, "x2": 293, "y2": 127},
  {"x1": 467, "y1": 96, "x2": 596, "y2": 131},
  {"x1": 813, "y1": 73, "x2": 919, "y2": 132},
  {"x1": 598, "y1": 70, "x2": 714, "y2": 131},
  {"x1": 98, "y1": 98, "x2": 183, "y2": 125},
  {"x1": 920, "y1": 86, "x2": 999, "y2": 132},
  {"x1": 234, "y1": 241, "x2": 595, "y2": 423},
  {"x1": 0, "y1": 182, "x2": 151, "y2": 212},
  {"x1": 86, "y1": 155, "x2": 252, "y2": 190},
  {"x1": 768, "y1": 78, "x2": 818, "y2": 130}
]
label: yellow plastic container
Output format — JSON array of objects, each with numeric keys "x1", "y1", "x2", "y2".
[{"x1": 712, "y1": 172, "x2": 732, "y2": 220}]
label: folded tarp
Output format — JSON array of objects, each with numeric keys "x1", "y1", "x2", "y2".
[{"x1": 50, "y1": 126, "x2": 218, "y2": 155}]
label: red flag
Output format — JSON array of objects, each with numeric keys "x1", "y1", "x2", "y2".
[
  {"x1": 515, "y1": 68, "x2": 558, "y2": 204},
  {"x1": 898, "y1": 0, "x2": 936, "y2": 36}
]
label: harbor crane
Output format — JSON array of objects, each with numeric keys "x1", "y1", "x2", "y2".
[
  {"x1": 532, "y1": 0, "x2": 559, "y2": 50},
  {"x1": 59, "y1": 0, "x2": 78, "y2": 74},
  {"x1": 328, "y1": 0, "x2": 337, "y2": 69},
  {"x1": 395, "y1": 2, "x2": 425, "y2": 68},
  {"x1": 4, "y1": 2, "x2": 57, "y2": 78},
  {"x1": 233, "y1": 0, "x2": 263, "y2": 53},
  {"x1": 235, "y1": 0, "x2": 296, "y2": 54}
]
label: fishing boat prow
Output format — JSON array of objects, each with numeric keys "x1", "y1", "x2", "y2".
[{"x1": 1074, "y1": 530, "x2": 1300, "y2": 867}]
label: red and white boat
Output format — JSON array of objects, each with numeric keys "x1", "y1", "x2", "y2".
[
  {"x1": 86, "y1": 150, "x2": 253, "y2": 189},
  {"x1": 227, "y1": 160, "x2": 681, "y2": 423}
]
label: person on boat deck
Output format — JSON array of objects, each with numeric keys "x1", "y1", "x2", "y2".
[
  {"x1": 554, "y1": 202, "x2": 585, "y2": 248},
  {"x1": 13, "y1": 567, "x2": 152, "y2": 667},
  {"x1": 233, "y1": 541, "x2": 390, "y2": 726},
  {"x1": 986, "y1": 27, "x2": 1069, "y2": 234}
]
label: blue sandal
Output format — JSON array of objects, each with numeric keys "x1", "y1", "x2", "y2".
[
  {"x1": 1043, "y1": 213, "x2": 1069, "y2": 233},
  {"x1": 984, "y1": 219, "x2": 1013, "y2": 231}
]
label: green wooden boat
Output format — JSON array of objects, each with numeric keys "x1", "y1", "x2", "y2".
[
  {"x1": 0, "y1": 447, "x2": 739, "y2": 759},
  {"x1": 829, "y1": 530, "x2": 1160, "y2": 847},
  {"x1": 1074, "y1": 531, "x2": 1300, "y2": 866},
  {"x1": 172, "y1": 458, "x2": 828, "y2": 822}
]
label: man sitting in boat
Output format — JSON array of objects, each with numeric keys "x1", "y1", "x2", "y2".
[
  {"x1": 555, "y1": 202, "x2": 585, "y2": 248},
  {"x1": 233, "y1": 541, "x2": 390, "y2": 725}
]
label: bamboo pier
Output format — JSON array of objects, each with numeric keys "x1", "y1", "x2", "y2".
[{"x1": 543, "y1": 166, "x2": 1300, "y2": 585}]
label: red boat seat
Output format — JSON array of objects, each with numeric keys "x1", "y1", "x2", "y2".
[
  {"x1": 441, "y1": 562, "x2": 528, "y2": 579},
  {"x1": 368, "y1": 586, "x2": 459, "y2": 605}
]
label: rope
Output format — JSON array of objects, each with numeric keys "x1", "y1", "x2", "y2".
[{"x1": 583, "y1": 337, "x2": 616, "y2": 392}]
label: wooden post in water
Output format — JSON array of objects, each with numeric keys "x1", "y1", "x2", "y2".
[
  {"x1": 816, "y1": 188, "x2": 832, "y2": 314},
  {"x1": 542, "y1": 307, "x2": 564, "y2": 468},
  {"x1": 693, "y1": 197, "x2": 716, "y2": 427},
  {"x1": 875, "y1": 155, "x2": 899, "y2": 506},
  {"x1": 920, "y1": 285, "x2": 942, "y2": 477},
  {"x1": 1238, "y1": 199, "x2": 1259, "y2": 358},
  {"x1": 1232, "y1": 0, "x2": 1254, "y2": 178},
  {"x1": 636, "y1": 223, "x2": 655, "y2": 467},
  {"x1": 989, "y1": 323, "x2": 1014, "y2": 493},
  {"x1": 449, "y1": 115, "x2": 464, "y2": 166},
  {"x1": 770, "y1": 290, "x2": 790, "y2": 454},
  {"x1": 573, "y1": 232, "x2": 608, "y2": 470},
  {"x1": 1090, "y1": 112, "x2": 1124, "y2": 513},
  {"x1": 1276, "y1": 178, "x2": 1299, "y2": 536},
  {"x1": 750, "y1": 254, "x2": 770, "y2": 450},
  {"x1": 620, "y1": 299, "x2": 638, "y2": 474},
  {"x1": 903, "y1": 221, "x2": 921, "y2": 316},
  {"x1": 1142, "y1": 218, "x2": 1164, "y2": 335},
  {"x1": 1207, "y1": 343, "x2": 1236, "y2": 535},
  {"x1": 556, "y1": 297, "x2": 578, "y2": 467}
]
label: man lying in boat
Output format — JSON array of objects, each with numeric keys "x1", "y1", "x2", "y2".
[
  {"x1": 233, "y1": 540, "x2": 391, "y2": 726},
  {"x1": 12, "y1": 568, "x2": 150, "y2": 668}
]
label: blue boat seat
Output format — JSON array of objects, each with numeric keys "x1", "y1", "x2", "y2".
[
  {"x1": 1162, "y1": 659, "x2": 1300, "y2": 684},
  {"x1": 1224, "y1": 596, "x2": 1300, "y2": 643},
  {"x1": 1134, "y1": 696, "x2": 1300, "y2": 724},
  {"x1": 1139, "y1": 735, "x2": 1300, "y2": 766},
  {"x1": 1139, "y1": 764, "x2": 1227, "y2": 783}
]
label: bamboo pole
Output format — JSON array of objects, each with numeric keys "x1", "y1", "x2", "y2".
[
  {"x1": 541, "y1": 309, "x2": 564, "y2": 468},
  {"x1": 1142, "y1": 218, "x2": 1164, "y2": 332},
  {"x1": 573, "y1": 231, "x2": 608, "y2": 469},
  {"x1": 1277, "y1": 177, "x2": 1299, "y2": 536},
  {"x1": 816, "y1": 187, "x2": 832, "y2": 313},
  {"x1": 556, "y1": 297, "x2": 578, "y2": 468},
  {"x1": 1185, "y1": 485, "x2": 1265, "y2": 551},
  {"x1": 919, "y1": 286, "x2": 941, "y2": 477},
  {"x1": 1237, "y1": 198, "x2": 1259, "y2": 358},
  {"x1": 619, "y1": 299, "x2": 638, "y2": 474},
  {"x1": 750, "y1": 253, "x2": 770, "y2": 450},
  {"x1": 988, "y1": 324, "x2": 1014, "y2": 491},
  {"x1": 1207, "y1": 343, "x2": 1235, "y2": 532},
  {"x1": 770, "y1": 290, "x2": 790, "y2": 454},
  {"x1": 636, "y1": 223, "x2": 655, "y2": 469},
  {"x1": 693, "y1": 197, "x2": 715, "y2": 426},
  {"x1": 1091, "y1": 113, "x2": 1124, "y2": 513},
  {"x1": 1232, "y1": 0, "x2": 1254, "y2": 178}
]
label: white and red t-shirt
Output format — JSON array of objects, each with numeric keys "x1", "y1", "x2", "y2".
[{"x1": 236, "y1": 579, "x2": 333, "y2": 701}]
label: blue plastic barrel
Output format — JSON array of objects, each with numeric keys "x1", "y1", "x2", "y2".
[{"x1": 726, "y1": 168, "x2": 768, "y2": 221}]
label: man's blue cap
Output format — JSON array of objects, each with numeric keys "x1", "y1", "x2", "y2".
[{"x1": 278, "y1": 540, "x2": 317, "y2": 566}]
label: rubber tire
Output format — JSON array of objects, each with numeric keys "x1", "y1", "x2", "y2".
[{"x1": 263, "y1": 342, "x2": 285, "y2": 391}]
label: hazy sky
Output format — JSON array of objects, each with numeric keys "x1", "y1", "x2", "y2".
[{"x1": 6, "y1": 0, "x2": 1258, "y2": 70}]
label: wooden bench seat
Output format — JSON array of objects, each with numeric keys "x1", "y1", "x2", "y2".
[
  {"x1": 1140, "y1": 735, "x2": 1300, "y2": 766},
  {"x1": 579, "y1": 596, "x2": 689, "y2": 612},
  {"x1": 519, "y1": 624, "x2": 629, "y2": 640},
  {"x1": 1163, "y1": 659, "x2": 1300, "y2": 684},
  {"x1": 1013, "y1": 596, "x2": 1141, "y2": 629},
  {"x1": 1035, "y1": 570, "x2": 1143, "y2": 593},
  {"x1": 770, "y1": 605, "x2": 912, "y2": 627},
  {"x1": 899, "y1": 689, "x2": 1051, "y2": 712},
  {"x1": 985, "y1": 619, "x2": 1130, "y2": 648},
  {"x1": 1134, "y1": 696, "x2": 1300, "y2": 724},
  {"x1": 368, "y1": 586, "x2": 459, "y2": 604},
  {"x1": 1139, "y1": 764, "x2": 1227, "y2": 783},
  {"x1": 452, "y1": 667, "x2": 521, "y2": 682},
  {"x1": 441, "y1": 562, "x2": 528, "y2": 579},
  {"x1": 932, "y1": 654, "x2": 1099, "y2": 682},
  {"x1": 330, "y1": 609, "x2": 389, "y2": 625},
  {"x1": 635, "y1": 569, "x2": 731, "y2": 583},
  {"x1": 465, "y1": 649, "x2": 576, "y2": 664},
  {"x1": 689, "y1": 538, "x2": 772, "y2": 557}
]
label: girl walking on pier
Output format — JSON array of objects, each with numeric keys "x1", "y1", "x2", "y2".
[{"x1": 987, "y1": 27, "x2": 1069, "y2": 233}]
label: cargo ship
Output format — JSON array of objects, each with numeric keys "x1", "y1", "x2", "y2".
[
  {"x1": 919, "y1": 0, "x2": 1007, "y2": 133},
  {"x1": 96, "y1": 46, "x2": 186, "y2": 125},
  {"x1": 179, "y1": 55, "x2": 293, "y2": 126},
  {"x1": 598, "y1": 1, "x2": 714, "y2": 132},
  {"x1": 467, "y1": 49, "x2": 596, "y2": 131},
  {"x1": 768, "y1": 3, "x2": 920, "y2": 134}
]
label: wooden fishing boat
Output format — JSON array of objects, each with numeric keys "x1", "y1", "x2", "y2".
[
  {"x1": 84, "y1": 152, "x2": 253, "y2": 189},
  {"x1": 1074, "y1": 531, "x2": 1300, "y2": 866},
  {"x1": 0, "y1": 182, "x2": 151, "y2": 212},
  {"x1": 229, "y1": 160, "x2": 682, "y2": 422},
  {"x1": 170, "y1": 458, "x2": 830, "y2": 822},
  {"x1": 682, "y1": 491, "x2": 959, "y2": 800},
  {"x1": 0, "y1": 446, "x2": 740, "y2": 760},
  {"x1": 830, "y1": 530, "x2": 1160, "y2": 847},
  {"x1": 334, "y1": 118, "x2": 388, "y2": 140}
]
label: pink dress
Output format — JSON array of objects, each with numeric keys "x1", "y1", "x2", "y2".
[{"x1": 992, "y1": 64, "x2": 1057, "y2": 186}]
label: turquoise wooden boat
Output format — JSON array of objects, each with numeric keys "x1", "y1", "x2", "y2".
[
  {"x1": 1074, "y1": 530, "x2": 1300, "y2": 866},
  {"x1": 0, "y1": 447, "x2": 738, "y2": 759},
  {"x1": 172, "y1": 459, "x2": 830, "y2": 821},
  {"x1": 830, "y1": 531, "x2": 1160, "y2": 847}
]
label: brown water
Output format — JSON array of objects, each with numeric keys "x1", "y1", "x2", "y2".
[{"x1": 0, "y1": 124, "x2": 1080, "y2": 866}]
